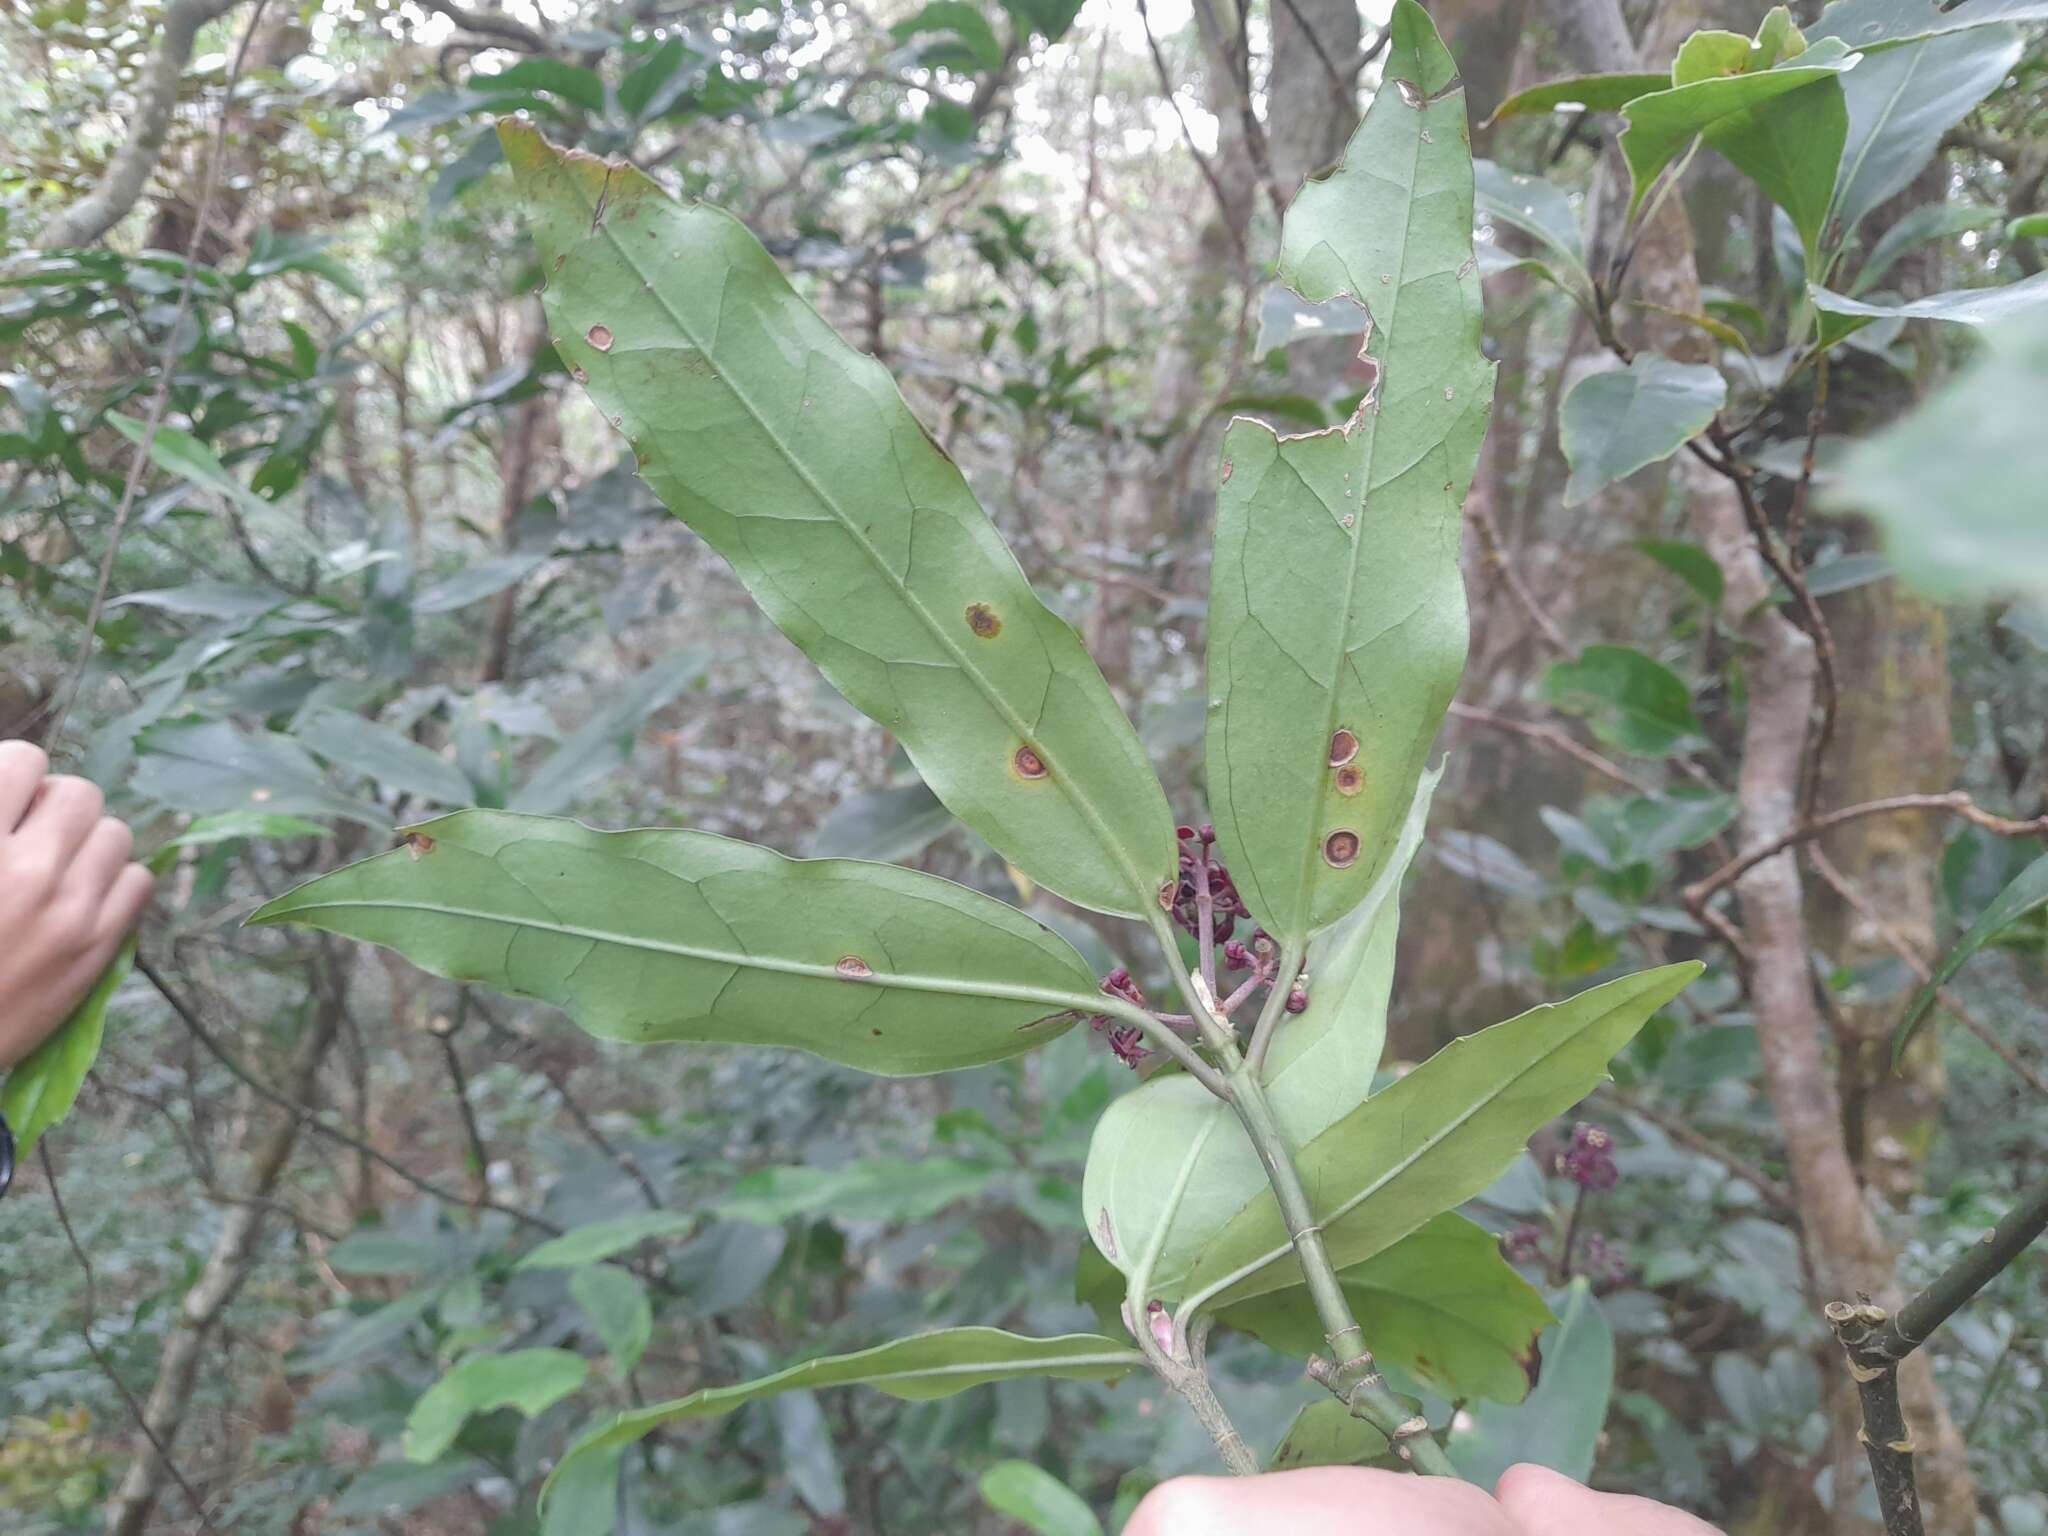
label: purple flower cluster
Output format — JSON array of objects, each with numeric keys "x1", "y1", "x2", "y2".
[
  {"x1": 1168, "y1": 824, "x2": 1252, "y2": 941},
  {"x1": 1559, "y1": 1122, "x2": 1619, "y2": 1191},
  {"x1": 1501, "y1": 1224, "x2": 1547, "y2": 1265},
  {"x1": 1092, "y1": 967, "x2": 1151, "y2": 1069}
]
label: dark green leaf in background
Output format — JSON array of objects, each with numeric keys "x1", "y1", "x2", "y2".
[
  {"x1": 1544, "y1": 646, "x2": 1705, "y2": 757},
  {"x1": 979, "y1": 1460, "x2": 1104, "y2": 1536},
  {"x1": 403, "y1": 1349, "x2": 588, "y2": 1462},
  {"x1": 1559, "y1": 353, "x2": 1725, "y2": 505},
  {"x1": 1893, "y1": 853, "x2": 2048, "y2": 1061},
  {"x1": 1448, "y1": 1279, "x2": 1615, "y2": 1487}
]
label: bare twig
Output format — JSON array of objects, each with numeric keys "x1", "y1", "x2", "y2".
[
  {"x1": 1603, "y1": 1088, "x2": 1795, "y2": 1215},
  {"x1": 1136, "y1": 0, "x2": 1251, "y2": 265},
  {"x1": 1468, "y1": 494, "x2": 1572, "y2": 655},
  {"x1": 1446, "y1": 701, "x2": 1656, "y2": 795},
  {"x1": 38, "y1": 1147, "x2": 224, "y2": 1536},
  {"x1": 415, "y1": 0, "x2": 551, "y2": 54}
]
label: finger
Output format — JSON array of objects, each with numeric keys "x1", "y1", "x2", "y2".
[
  {"x1": 14, "y1": 773, "x2": 105, "y2": 877},
  {"x1": 1127, "y1": 1469, "x2": 1515, "y2": 1536},
  {"x1": 65, "y1": 816, "x2": 135, "y2": 904},
  {"x1": 94, "y1": 863, "x2": 155, "y2": 944},
  {"x1": 0, "y1": 738, "x2": 48, "y2": 832},
  {"x1": 1497, "y1": 1463, "x2": 1724, "y2": 1536}
]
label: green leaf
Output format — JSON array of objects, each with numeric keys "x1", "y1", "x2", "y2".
[
  {"x1": 510, "y1": 652, "x2": 703, "y2": 815},
  {"x1": 892, "y1": 1, "x2": 1006, "y2": 72},
  {"x1": 1448, "y1": 1279, "x2": 1615, "y2": 1487},
  {"x1": 107, "y1": 414, "x2": 274, "y2": 521},
  {"x1": 1486, "y1": 74, "x2": 1670, "y2": 124},
  {"x1": 1270, "y1": 1400, "x2": 1390, "y2": 1469},
  {"x1": 2009, "y1": 214, "x2": 2048, "y2": 242},
  {"x1": 1559, "y1": 353, "x2": 1725, "y2": 505},
  {"x1": 135, "y1": 719, "x2": 389, "y2": 828},
  {"x1": 413, "y1": 552, "x2": 548, "y2": 614},
  {"x1": 299, "y1": 708, "x2": 475, "y2": 807},
  {"x1": 1204, "y1": 1, "x2": 1489, "y2": 945},
  {"x1": 1544, "y1": 646, "x2": 1705, "y2": 757},
  {"x1": 619, "y1": 39, "x2": 697, "y2": 120},
  {"x1": 1174, "y1": 963, "x2": 1699, "y2": 1311},
  {"x1": 403, "y1": 1349, "x2": 588, "y2": 1463},
  {"x1": 1620, "y1": 65, "x2": 1848, "y2": 268},
  {"x1": 805, "y1": 780, "x2": 955, "y2": 862},
  {"x1": 1634, "y1": 539, "x2": 1725, "y2": 607},
  {"x1": 544, "y1": 1329, "x2": 1142, "y2": 1526},
  {"x1": 0, "y1": 941, "x2": 131, "y2": 1161},
  {"x1": 1671, "y1": 30, "x2": 1761, "y2": 86},
  {"x1": 1832, "y1": 28, "x2": 2023, "y2": 248},
  {"x1": 1218, "y1": 1212, "x2": 1554, "y2": 1405},
  {"x1": 500, "y1": 122, "x2": 1175, "y2": 919},
  {"x1": 163, "y1": 810, "x2": 328, "y2": 849},
  {"x1": 1810, "y1": 270, "x2": 2048, "y2": 341},
  {"x1": 572, "y1": 1264, "x2": 653, "y2": 1372},
  {"x1": 472, "y1": 59, "x2": 608, "y2": 113},
  {"x1": 516, "y1": 1210, "x2": 701, "y2": 1270},
  {"x1": 1854, "y1": 202, "x2": 2002, "y2": 294},
  {"x1": 1474, "y1": 161, "x2": 1588, "y2": 296},
  {"x1": 249, "y1": 809, "x2": 1099, "y2": 1075},
  {"x1": 1809, "y1": 0, "x2": 2048, "y2": 51},
  {"x1": 720, "y1": 1157, "x2": 996, "y2": 1224},
  {"x1": 1824, "y1": 309, "x2": 2048, "y2": 598},
  {"x1": 979, "y1": 1461, "x2": 1104, "y2": 1536},
  {"x1": 1084, "y1": 772, "x2": 1440, "y2": 1298},
  {"x1": 1894, "y1": 853, "x2": 2048, "y2": 1062}
]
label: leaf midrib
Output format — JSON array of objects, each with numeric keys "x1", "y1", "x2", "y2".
[
  {"x1": 264, "y1": 893, "x2": 1105, "y2": 1016},
  {"x1": 560, "y1": 163, "x2": 1156, "y2": 916}
]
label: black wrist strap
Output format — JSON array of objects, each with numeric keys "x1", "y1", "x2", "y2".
[{"x1": 0, "y1": 1109, "x2": 15, "y2": 1201}]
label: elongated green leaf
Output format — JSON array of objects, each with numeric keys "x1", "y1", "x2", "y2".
[
  {"x1": 1447, "y1": 1279, "x2": 1614, "y2": 1487},
  {"x1": 1832, "y1": 28, "x2": 2023, "y2": 247},
  {"x1": 516, "y1": 1211, "x2": 701, "y2": 1270},
  {"x1": 107, "y1": 414, "x2": 273, "y2": 520},
  {"x1": 413, "y1": 552, "x2": 548, "y2": 614},
  {"x1": 979, "y1": 1461, "x2": 1104, "y2": 1536},
  {"x1": 1177, "y1": 964, "x2": 1699, "y2": 1311},
  {"x1": 1854, "y1": 202, "x2": 2002, "y2": 294},
  {"x1": 249, "y1": 810, "x2": 1098, "y2": 1074},
  {"x1": 1205, "y1": 1, "x2": 1488, "y2": 946},
  {"x1": 404, "y1": 1349, "x2": 588, "y2": 1462},
  {"x1": 500, "y1": 122, "x2": 1174, "y2": 918},
  {"x1": 1487, "y1": 74, "x2": 1670, "y2": 124},
  {"x1": 1894, "y1": 853, "x2": 2048, "y2": 1061},
  {"x1": 1824, "y1": 310, "x2": 2048, "y2": 598},
  {"x1": 893, "y1": 1, "x2": 1006, "y2": 72},
  {"x1": 136, "y1": 719, "x2": 389, "y2": 828},
  {"x1": 1474, "y1": 161, "x2": 1588, "y2": 296},
  {"x1": 1218, "y1": 1212, "x2": 1553, "y2": 1405},
  {"x1": 1620, "y1": 66, "x2": 1848, "y2": 267},
  {"x1": 0, "y1": 941, "x2": 131, "y2": 1160},
  {"x1": 572, "y1": 1264, "x2": 653, "y2": 1373},
  {"x1": 1811, "y1": 270, "x2": 2048, "y2": 340},
  {"x1": 510, "y1": 651, "x2": 703, "y2": 815},
  {"x1": 805, "y1": 780, "x2": 955, "y2": 862},
  {"x1": 1270, "y1": 1400, "x2": 1390, "y2": 1469},
  {"x1": 544, "y1": 1329, "x2": 1142, "y2": 1525},
  {"x1": 1559, "y1": 353, "x2": 1725, "y2": 505},
  {"x1": 1635, "y1": 539, "x2": 1725, "y2": 607},
  {"x1": 473, "y1": 59, "x2": 608, "y2": 113},
  {"x1": 1810, "y1": 0, "x2": 2048, "y2": 50},
  {"x1": 299, "y1": 708, "x2": 475, "y2": 806},
  {"x1": 1084, "y1": 772, "x2": 1439, "y2": 1296},
  {"x1": 2010, "y1": 214, "x2": 2048, "y2": 243},
  {"x1": 1544, "y1": 646, "x2": 1705, "y2": 757}
]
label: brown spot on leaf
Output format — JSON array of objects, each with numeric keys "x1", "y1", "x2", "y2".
[
  {"x1": 570, "y1": 365, "x2": 589, "y2": 384},
  {"x1": 1328, "y1": 729, "x2": 1359, "y2": 767},
  {"x1": 1096, "y1": 1208, "x2": 1118, "y2": 1260},
  {"x1": 1323, "y1": 829, "x2": 1360, "y2": 868},
  {"x1": 836, "y1": 956, "x2": 874, "y2": 979},
  {"x1": 1158, "y1": 880, "x2": 1179, "y2": 912},
  {"x1": 1221, "y1": 458, "x2": 1233, "y2": 482},
  {"x1": 405, "y1": 833, "x2": 436, "y2": 859},
  {"x1": 966, "y1": 602, "x2": 1001, "y2": 638},
  {"x1": 552, "y1": 254, "x2": 566, "y2": 272},
  {"x1": 587, "y1": 324, "x2": 614, "y2": 351},
  {"x1": 1335, "y1": 764, "x2": 1364, "y2": 797},
  {"x1": 1013, "y1": 745, "x2": 1048, "y2": 780}
]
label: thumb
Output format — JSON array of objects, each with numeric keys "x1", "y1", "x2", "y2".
[{"x1": 1495, "y1": 1463, "x2": 1724, "y2": 1536}]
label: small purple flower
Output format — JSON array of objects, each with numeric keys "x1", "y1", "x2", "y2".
[
  {"x1": 1501, "y1": 1224, "x2": 1547, "y2": 1265},
  {"x1": 1107, "y1": 1024, "x2": 1149, "y2": 1068},
  {"x1": 1559, "y1": 1122, "x2": 1619, "y2": 1192},
  {"x1": 1222, "y1": 940, "x2": 1253, "y2": 972},
  {"x1": 1578, "y1": 1231, "x2": 1632, "y2": 1284}
]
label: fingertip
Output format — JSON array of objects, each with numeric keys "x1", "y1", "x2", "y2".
[{"x1": 103, "y1": 861, "x2": 156, "y2": 936}]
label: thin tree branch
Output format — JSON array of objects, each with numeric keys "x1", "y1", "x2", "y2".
[
  {"x1": 1687, "y1": 792, "x2": 2048, "y2": 915},
  {"x1": 1446, "y1": 701, "x2": 1657, "y2": 795},
  {"x1": 1136, "y1": 0, "x2": 1251, "y2": 266},
  {"x1": 415, "y1": 0, "x2": 552, "y2": 54}
]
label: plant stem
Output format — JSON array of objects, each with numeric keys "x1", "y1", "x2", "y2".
[
  {"x1": 1223, "y1": 1062, "x2": 1456, "y2": 1475},
  {"x1": 1825, "y1": 1168, "x2": 2048, "y2": 1536},
  {"x1": 1244, "y1": 944, "x2": 1303, "y2": 1075}
]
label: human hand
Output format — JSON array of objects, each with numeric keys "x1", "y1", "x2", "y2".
[
  {"x1": 1125, "y1": 1463, "x2": 1723, "y2": 1536},
  {"x1": 0, "y1": 740, "x2": 154, "y2": 1069}
]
